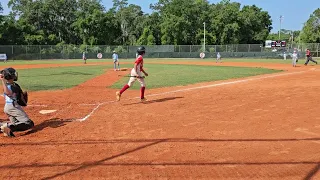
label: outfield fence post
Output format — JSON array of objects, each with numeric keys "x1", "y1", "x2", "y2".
[
  {"x1": 248, "y1": 44, "x2": 251, "y2": 52},
  {"x1": 317, "y1": 43, "x2": 319, "y2": 57},
  {"x1": 127, "y1": 46, "x2": 129, "y2": 57},
  {"x1": 39, "y1": 45, "x2": 41, "y2": 60}
]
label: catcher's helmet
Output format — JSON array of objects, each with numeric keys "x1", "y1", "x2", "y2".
[
  {"x1": 137, "y1": 46, "x2": 146, "y2": 55},
  {"x1": 1, "y1": 67, "x2": 18, "y2": 81}
]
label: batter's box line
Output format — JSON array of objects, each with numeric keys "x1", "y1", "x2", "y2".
[
  {"x1": 27, "y1": 104, "x2": 48, "y2": 107},
  {"x1": 78, "y1": 103, "x2": 99, "y2": 106},
  {"x1": 76, "y1": 70, "x2": 309, "y2": 122}
]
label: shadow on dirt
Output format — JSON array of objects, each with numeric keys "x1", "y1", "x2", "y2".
[
  {"x1": 0, "y1": 138, "x2": 319, "y2": 180},
  {"x1": 23, "y1": 118, "x2": 74, "y2": 135},
  {"x1": 123, "y1": 96, "x2": 184, "y2": 106}
]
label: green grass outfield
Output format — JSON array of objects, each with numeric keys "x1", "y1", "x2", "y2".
[
  {"x1": 0, "y1": 57, "x2": 318, "y2": 66},
  {"x1": 13, "y1": 63, "x2": 281, "y2": 91},
  {"x1": 111, "y1": 64, "x2": 281, "y2": 90},
  {"x1": 17, "y1": 65, "x2": 110, "y2": 91}
]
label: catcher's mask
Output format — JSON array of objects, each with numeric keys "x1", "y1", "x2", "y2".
[{"x1": 1, "y1": 67, "x2": 18, "y2": 81}]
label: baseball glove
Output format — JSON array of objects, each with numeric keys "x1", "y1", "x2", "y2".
[
  {"x1": 11, "y1": 83, "x2": 28, "y2": 106},
  {"x1": 20, "y1": 91, "x2": 28, "y2": 106}
]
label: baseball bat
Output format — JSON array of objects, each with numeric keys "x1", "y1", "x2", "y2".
[{"x1": 118, "y1": 75, "x2": 145, "y2": 78}]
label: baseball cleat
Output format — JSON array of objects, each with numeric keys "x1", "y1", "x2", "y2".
[
  {"x1": 116, "y1": 91, "x2": 121, "y2": 101},
  {"x1": 140, "y1": 98, "x2": 147, "y2": 102},
  {"x1": 0, "y1": 123, "x2": 15, "y2": 137}
]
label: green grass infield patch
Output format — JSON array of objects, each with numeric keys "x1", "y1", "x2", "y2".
[
  {"x1": 7, "y1": 64, "x2": 281, "y2": 92},
  {"x1": 110, "y1": 64, "x2": 282, "y2": 90},
  {"x1": 15, "y1": 65, "x2": 111, "y2": 91}
]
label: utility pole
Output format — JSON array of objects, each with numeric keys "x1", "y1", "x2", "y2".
[
  {"x1": 291, "y1": 31, "x2": 294, "y2": 49},
  {"x1": 279, "y1": 15, "x2": 284, "y2": 40},
  {"x1": 203, "y1": 22, "x2": 206, "y2": 52}
]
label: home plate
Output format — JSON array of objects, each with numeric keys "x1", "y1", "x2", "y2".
[{"x1": 39, "y1": 110, "x2": 57, "y2": 114}]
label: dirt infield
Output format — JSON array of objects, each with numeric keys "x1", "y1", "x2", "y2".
[{"x1": 0, "y1": 61, "x2": 319, "y2": 179}]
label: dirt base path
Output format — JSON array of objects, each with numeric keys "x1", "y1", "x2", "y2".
[{"x1": 0, "y1": 61, "x2": 319, "y2": 180}]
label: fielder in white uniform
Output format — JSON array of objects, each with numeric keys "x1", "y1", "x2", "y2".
[
  {"x1": 292, "y1": 51, "x2": 298, "y2": 67},
  {"x1": 82, "y1": 52, "x2": 87, "y2": 64},
  {"x1": 112, "y1": 51, "x2": 120, "y2": 71},
  {"x1": 216, "y1": 52, "x2": 221, "y2": 63}
]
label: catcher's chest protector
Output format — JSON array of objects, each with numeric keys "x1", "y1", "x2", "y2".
[{"x1": 11, "y1": 83, "x2": 27, "y2": 106}]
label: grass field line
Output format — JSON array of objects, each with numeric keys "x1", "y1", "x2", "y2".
[{"x1": 76, "y1": 69, "x2": 310, "y2": 122}]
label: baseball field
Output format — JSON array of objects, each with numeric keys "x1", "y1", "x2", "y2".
[{"x1": 0, "y1": 58, "x2": 319, "y2": 179}]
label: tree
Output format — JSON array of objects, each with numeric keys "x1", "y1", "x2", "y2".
[
  {"x1": 210, "y1": 0, "x2": 241, "y2": 45},
  {"x1": 112, "y1": 0, "x2": 145, "y2": 45},
  {"x1": 96, "y1": 10, "x2": 122, "y2": 45},
  {"x1": 300, "y1": 8, "x2": 320, "y2": 43},
  {"x1": 267, "y1": 29, "x2": 292, "y2": 42},
  {"x1": 238, "y1": 5, "x2": 272, "y2": 44},
  {"x1": 141, "y1": 12, "x2": 161, "y2": 45},
  {"x1": 73, "y1": 0, "x2": 106, "y2": 45},
  {"x1": 0, "y1": 15, "x2": 25, "y2": 45},
  {"x1": 136, "y1": 26, "x2": 155, "y2": 45},
  {"x1": 152, "y1": 0, "x2": 212, "y2": 45},
  {"x1": 8, "y1": 0, "x2": 79, "y2": 45},
  {"x1": 1, "y1": 0, "x2": 274, "y2": 46},
  {"x1": 0, "y1": 2, "x2": 3, "y2": 39}
]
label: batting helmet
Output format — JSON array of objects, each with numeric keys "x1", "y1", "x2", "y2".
[
  {"x1": 137, "y1": 46, "x2": 146, "y2": 55},
  {"x1": 1, "y1": 67, "x2": 18, "y2": 81}
]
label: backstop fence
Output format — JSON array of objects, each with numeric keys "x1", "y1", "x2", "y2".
[{"x1": 0, "y1": 43, "x2": 319, "y2": 60}]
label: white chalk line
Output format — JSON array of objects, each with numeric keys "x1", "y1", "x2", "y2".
[
  {"x1": 78, "y1": 104, "x2": 98, "y2": 106},
  {"x1": 28, "y1": 104, "x2": 48, "y2": 107},
  {"x1": 76, "y1": 70, "x2": 309, "y2": 122},
  {"x1": 78, "y1": 100, "x2": 117, "y2": 122}
]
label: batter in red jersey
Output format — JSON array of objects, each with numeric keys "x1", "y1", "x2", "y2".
[
  {"x1": 304, "y1": 48, "x2": 318, "y2": 66},
  {"x1": 116, "y1": 46, "x2": 149, "y2": 102}
]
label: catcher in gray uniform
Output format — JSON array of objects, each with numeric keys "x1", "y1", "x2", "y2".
[{"x1": 0, "y1": 67, "x2": 34, "y2": 137}]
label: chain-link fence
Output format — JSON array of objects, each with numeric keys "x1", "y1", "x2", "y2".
[{"x1": 0, "y1": 44, "x2": 319, "y2": 60}]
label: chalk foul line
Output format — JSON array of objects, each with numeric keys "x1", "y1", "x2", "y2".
[{"x1": 76, "y1": 70, "x2": 309, "y2": 122}]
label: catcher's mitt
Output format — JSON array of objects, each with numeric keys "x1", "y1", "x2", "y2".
[
  {"x1": 18, "y1": 91, "x2": 28, "y2": 106},
  {"x1": 11, "y1": 83, "x2": 28, "y2": 106}
]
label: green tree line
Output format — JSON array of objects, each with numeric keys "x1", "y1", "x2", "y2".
[{"x1": 0, "y1": 0, "x2": 319, "y2": 46}]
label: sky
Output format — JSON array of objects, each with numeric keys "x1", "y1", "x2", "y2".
[{"x1": 1, "y1": 0, "x2": 319, "y2": 33}]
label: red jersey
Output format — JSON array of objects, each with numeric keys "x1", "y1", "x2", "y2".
[
  {"x1": 306, "y1": 50, "x2": 311, "y2": 57},
  {"x1": 134, "y1": 55, "x2": 144, "y2": 74}
]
